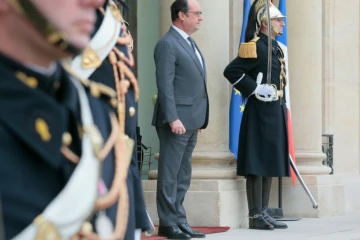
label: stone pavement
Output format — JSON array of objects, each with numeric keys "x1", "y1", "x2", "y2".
[{"x1": 204, "y1": 211, "x2": 360, "y2": 240}]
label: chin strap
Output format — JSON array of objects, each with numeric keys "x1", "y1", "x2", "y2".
[{"x1": 7, "y1": 0, "x2": 82, "y2": 55}]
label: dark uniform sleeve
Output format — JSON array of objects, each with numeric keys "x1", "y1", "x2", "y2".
[
  {"x1": 0, "y1": 194, "x2": 5, "y2": 240},
  {"x1": 223, "y1": 56, "x2": 259, "y2": 97}
]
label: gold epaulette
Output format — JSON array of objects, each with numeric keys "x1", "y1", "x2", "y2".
[{"x1": 238, "y1": 37, "x2": 260, "y2": 58}]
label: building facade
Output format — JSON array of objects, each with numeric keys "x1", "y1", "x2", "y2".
[{"x1": 135, "y1": 0, "x2": 360, "y2": 227}]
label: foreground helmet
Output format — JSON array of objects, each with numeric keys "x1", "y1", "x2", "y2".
[{"x1": 6, "y1": 0, "x2": 83, "y2": 55}]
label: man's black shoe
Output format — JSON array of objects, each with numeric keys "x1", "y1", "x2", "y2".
[
  {"x1": 158, "y1": 225, "x2": 191, "y2": 239},
  {"x1": 178, "y1": 223, "x2": 206, "y2": 238}
]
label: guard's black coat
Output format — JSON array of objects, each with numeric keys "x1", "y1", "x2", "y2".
[{"x1": 223, "y1": 32, "x2": 290, "y2": 177}]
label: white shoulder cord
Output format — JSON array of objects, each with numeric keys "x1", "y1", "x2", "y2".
[{"x1": 71, "y1": 0, "x2": 122, "y2": 80}]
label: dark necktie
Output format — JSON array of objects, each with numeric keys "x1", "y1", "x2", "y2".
[{"x1": 188, "y1": 36, "x2": 197, "y2": 52}]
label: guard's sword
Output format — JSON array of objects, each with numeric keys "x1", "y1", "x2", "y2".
[
  {"x1": 290, "y1": 157, "x2": 319, "y2": 209},
  {"x1": 265, "y1": 0, "x2": 272, "y2": 85}
]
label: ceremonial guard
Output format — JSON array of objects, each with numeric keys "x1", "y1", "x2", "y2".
[
  {"x1": 224, "y1": 0, "x2": 289, "y2": 230},
  {"x1": 70, "y1": 1, "x2": 152, "y2": 239},
  {"x1": 0, "y1": 0, "x2": 123, "y2": 239}
]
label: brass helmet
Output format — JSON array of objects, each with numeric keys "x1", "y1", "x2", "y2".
[
  {"x1": 254, "y1": 0, "x2": 286, "y2": 35},
  {"x1": 255, "y1": 0, "x2": 285, "y2": 25}
]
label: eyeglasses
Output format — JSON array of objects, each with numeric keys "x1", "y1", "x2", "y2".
[{"x1": 187, "y1": 11, "x2": 203, "y2": 17}]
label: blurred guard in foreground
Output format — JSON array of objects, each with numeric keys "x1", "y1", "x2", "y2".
[
  {"x1": 0, "y1": 0, "x2": 124, "y2": 239},
  {"x1": 70, "y1": 1, "x2": 153, "y2": 239}
]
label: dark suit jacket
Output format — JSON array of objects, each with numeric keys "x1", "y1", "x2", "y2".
[{"x1": 152, "y1": 27, "x2": 209, "y2": 130}]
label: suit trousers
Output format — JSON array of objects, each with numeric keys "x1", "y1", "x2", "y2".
[{"x1": 156, "y1": 126, "x2": 198, "y2": 226}]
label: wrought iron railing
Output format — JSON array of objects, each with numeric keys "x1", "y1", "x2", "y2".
[
  {"x1": 137, "y1": 143, "x2": 154, "y2": 178},
  {"x1": 322, "y1": 134, "x2": 334, "y2": 174}
]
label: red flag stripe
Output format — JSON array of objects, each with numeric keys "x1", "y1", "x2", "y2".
[{"x1": 287, "y1": 109, "x2": 297, "y2": 185}]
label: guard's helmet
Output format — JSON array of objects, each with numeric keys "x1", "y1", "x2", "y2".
[{"x1": 255, "y1": 0, "x2": 286, "y2": 26}]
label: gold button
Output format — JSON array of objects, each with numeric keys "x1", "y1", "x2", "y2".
[
  {"x1": 123, "y1": 80, "x2": 130, "y2": 88},
  {"x1": 110, "y1": 98, "x2": 118, "y2": 108},
  {"x1": 26, "y1": 77, "x2": 38, "y2": 88},
  {"x1": 15, "y1": 72, "x2": 38, "y2": 88},
  {"x1": 35, "y1": 118, "x2": 51, "y2": 142},
  {"x1": 90, "y1": 83, "x2": 101, "y2": 97},
  {"x1": 81, "y1": 221, "x2": 93, "y2": 234},
  {"x1": 62, "y1": 132, "x2": 72, "y2": 146},
  {"x1": 129, "y1": 107, "x2": 136, "y2": 117}
]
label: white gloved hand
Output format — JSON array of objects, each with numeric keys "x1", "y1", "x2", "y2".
[
  {"x1": 255, "y1": 84, "x2": 276, "y2": 97},
  {"x1": 253, "y1": 72, "x2": 277, "y2": 102}
]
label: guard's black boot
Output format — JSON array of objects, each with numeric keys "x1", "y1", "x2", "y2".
[
  {"x1": 262, "y1": 208, "x2": 288, "y2": 229},
  {"x1": 248, "y1": 209, "x2": 274, "y2": 230}
]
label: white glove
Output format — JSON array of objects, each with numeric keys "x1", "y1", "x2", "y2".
[
  {"x1": 255, "y1": 84, "x2": 276, "y2": 97},
  {"x1": 253, "y1": 72, "x2": 277, "y2": 102}
]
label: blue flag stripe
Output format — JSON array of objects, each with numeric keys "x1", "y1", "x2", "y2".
[
  {"x1": 229, "y1": 0, "x2": 251, "y2": 159},
  {"x1": 276, "y1": 0, "x2": 287, "y2": 45}
]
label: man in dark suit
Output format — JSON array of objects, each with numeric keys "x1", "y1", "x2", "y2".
[{"x1": 152, "y1": 0, "x2": 209, "y2": 239}]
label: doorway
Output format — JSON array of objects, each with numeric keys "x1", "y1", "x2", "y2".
[{"x1": 121, "y1": 0, "x2": 161, "y2": 179}]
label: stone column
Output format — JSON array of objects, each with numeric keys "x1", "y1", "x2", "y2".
[
  {"x1": 322, "y1": 0, "x2": 335, "y2": 136},
  {"x1": 321, "y1": 0, "x2": 336, "y2": 175},
  {"x1": 188, "y1": 0, "x2": 237, "y2": 178},
  {"x1": 287, "y1": 0, "x2": 331, "y2": 175}
]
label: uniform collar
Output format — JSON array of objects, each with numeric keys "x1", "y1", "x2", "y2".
[
  {"x1": 0, "y1": 52, "x2": 61, "y2": 96},
  {"x1": 258, "y1": 32, "x2": 279, "y2": 55},
  {"x1": 0, "y1": 53, "x2": 80, "y2": 168}
]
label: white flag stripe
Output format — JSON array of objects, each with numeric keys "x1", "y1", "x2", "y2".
[{"x1": 277, "y1": 42, "x2": 291, "y2": 112}]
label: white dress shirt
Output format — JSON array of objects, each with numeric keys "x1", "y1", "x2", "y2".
[{"x1": 172, "y1": 25, "x2": 203, "y2": 68}]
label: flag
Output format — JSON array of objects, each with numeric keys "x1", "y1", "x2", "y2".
[
  {"x1": 276, "y1": 0, "x2": 297, "y2": 185},
  {"x1": 229, "y1": 0, "x2": 251, "y2": 159}
]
